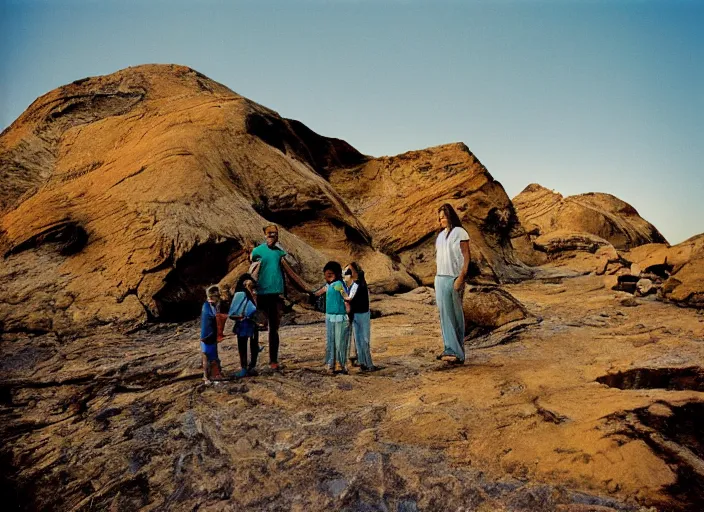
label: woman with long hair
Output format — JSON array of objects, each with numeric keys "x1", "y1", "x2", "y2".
[{"x1": 435, "y1": 203, "x2": 471, "y2": 364}]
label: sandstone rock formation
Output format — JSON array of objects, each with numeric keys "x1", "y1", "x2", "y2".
[
  {"x1": 0, "y1": 64, "x2": 535, "y2": 336},
  {"x1": 463, "y1": 285, "x2": 541, "y2": 348},
  {"x1": 622, "y1": 234, "x2": 704, "y2": 308},
  {"x1": 329, "y1": 143, "x2": 533, "y2": 285},
  {"x1": 3, "y1": 277, "x2": 702, "y2": 511},
  {"x1": 513, "y1": 184, "x2": 667, "y2": 251}
]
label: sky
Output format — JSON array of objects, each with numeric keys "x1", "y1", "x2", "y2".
[{"x1": 1, "y1": 0, "x2": 702, "y2": 244}]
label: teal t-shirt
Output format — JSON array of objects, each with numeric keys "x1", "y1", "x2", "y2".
[
  {"x1": 251, "y1": 244, "x2": 287, "y2": 295},
  {"x1": 325, "y1": 280, "x2": 347, "y2": 315}
]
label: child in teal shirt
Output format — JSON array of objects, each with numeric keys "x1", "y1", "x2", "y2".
[{"x1": 312, "y1": 261, "x2": 349, "y2": 374}]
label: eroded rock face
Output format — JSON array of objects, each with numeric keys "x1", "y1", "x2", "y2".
[
  {"x1": 0, "y1": 64, "x2": 412, "y2": 335},
  {"x1": 329, "y1": 143, "x2": 533, "y2": 285},
  {"x1": 463, "y1": 286, "x2": 540, "y2": 348},
  {"x1": 623, "y1": 234, "x2": 704, "y2": 308},
  {"x1": 513, "y1": 184, "x2": 667, "y2": 251},
  {"x1": 1, "y1": 65, "x2": 540, "y2": 335}
]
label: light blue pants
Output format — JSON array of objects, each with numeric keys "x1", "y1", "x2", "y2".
[
  {"x1": 325, "y1": 314, "x2": 349, "y2": 367},
  {"x1": 435, "y1": 275, "x2": 465, "y2": 361},
  {"x1": 352, "y1": 311, "x2": 373, "y2": 368}
]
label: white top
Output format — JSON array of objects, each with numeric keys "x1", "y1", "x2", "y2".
[
  {"x1": 346, "y1": 282, "x2": 359, "y2": 299},
  {"x1": 435, "y1": 227, "x2": 470, "y2": 277}
]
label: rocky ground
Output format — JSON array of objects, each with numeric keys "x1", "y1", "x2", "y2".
[{"x1": 2, "y1": 275, "x2": 703, "y2": 511}]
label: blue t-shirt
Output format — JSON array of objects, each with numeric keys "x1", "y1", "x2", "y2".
[
  {"x1": 325, "y1": 280, "x2": 347, "y2": 316},
  {"x1": 200, "y1": 301, "x2": 218, "y2": 342},
  {"x1": 251, "y1": 244, "x2": 287, "y2": 295}
]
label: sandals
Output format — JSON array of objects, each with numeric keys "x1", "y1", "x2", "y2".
[{"x1": 440, "y1": 355, "x2": 464, "y2": 364}]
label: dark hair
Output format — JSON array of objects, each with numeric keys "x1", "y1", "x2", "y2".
[
  {"x1": 323, "y1": 261, "x2": 343, "y2": 281},
  {"x1": 234, "y1": 273, "x2": 256, "y2": 302},
  {"x1": 348, "y1": 261, "x2": 366, "y2": 285},
  {"x1": 438, "y1": 203, "x2": 463, "y2": 238}
]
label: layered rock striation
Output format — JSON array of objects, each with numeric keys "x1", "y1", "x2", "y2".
[
  {"x1": 0, "y1": 64, "x2": 532, "y2": 335},
  {"x1": 513, "y1": 183, "x2": 667, "y2": 251}
]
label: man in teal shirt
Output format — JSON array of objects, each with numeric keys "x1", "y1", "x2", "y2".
[{"x1": 251, "y1": 224, "x2": 309, "y2": 370}]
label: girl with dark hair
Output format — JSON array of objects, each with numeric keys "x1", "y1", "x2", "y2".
[
  {"x1": 312, "y1": 261, "x2": 350, "y2": 374},
  {"x1": 228, "y1": 273, "x2": 260, "y2": 378},
  {"x1": 343, "y1": 262, "x2": 377, "y2": 371},
  {"x1": 435, "y1": 203, "x2": 471, "y2": 364}
]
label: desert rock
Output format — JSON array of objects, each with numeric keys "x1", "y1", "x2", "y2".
[
  {"x1": 0, "y1": 65, "x2": 417, "y2": 335},
  {"x1": 329, "y1": 143, "x2": 534, "y2": 285},
  {"x1": 513, "y1": 184, "x2": 667, "y2": 250}
]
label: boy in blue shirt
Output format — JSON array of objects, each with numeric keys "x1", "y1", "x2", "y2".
[{"x1": 200, "y1": 285, "x2": 224, "y2": 384}]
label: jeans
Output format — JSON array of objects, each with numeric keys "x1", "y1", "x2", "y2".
[
  {"x1": 325, "y1": 314, "x2": 349, "y2": 367},
  {"x1": 351, "y1": 311, "x2": 373, "y2": 368},
  {"x1": 434, "y1": 275, "x2": 465, "y2": 361}
]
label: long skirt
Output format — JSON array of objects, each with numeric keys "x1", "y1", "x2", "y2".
[{"x1": 434, "y1": 275, "x2": 465, "y2": 362}]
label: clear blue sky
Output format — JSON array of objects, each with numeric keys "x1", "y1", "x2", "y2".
[{"x1": 1, "y1": 0, "x2": 702, "y2": 244}]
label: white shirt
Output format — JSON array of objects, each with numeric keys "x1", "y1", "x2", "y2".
[
  {"x1": 346, "y1": 282, "x2": 359, "y2": 299},
  {"x1": 435, "y1": 227, "x2": 470, "y2": 277}
]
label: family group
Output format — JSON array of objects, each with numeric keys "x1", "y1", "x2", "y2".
[{"x1": 198, "y1": 203, "x2": 471, "y2": 385}]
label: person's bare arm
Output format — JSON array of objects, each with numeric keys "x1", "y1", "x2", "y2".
[
  {"x1": 281, "y1": 257, "x2": 310, "y2": 291},
  {"x1": 454, "y1": 240, "x2": 471, "y2": 291}
]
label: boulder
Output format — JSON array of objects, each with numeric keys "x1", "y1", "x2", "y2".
[
  {"x1": 329, "y1": 143, "x2": 534, "y2": 285},
  {"x1": 463, "y1": 286, "x2": 540, "y2": 348},
  {"x1": 0, "y1": 65, "x2": 412, "y2": 334},
  {"x1": 513, "y1": 184, "x2": 667, "y2": 251},
  {"x1": 533, "y1": 231, "x2": 612, "y2": 254},
  {"x1": 0, "y1": 64, "x2": 540, "y2": 335},
  {"x1": 623, "y1": 234, "x2": 704, "y2": 308}
]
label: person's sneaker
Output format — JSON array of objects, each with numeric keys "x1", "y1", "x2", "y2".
[
  {"x1": 269, "y1": 362, "x2": 280, "y2": 371},
  {"x1": 234, "y1": 368, "x2": 248, "y2": 379},
  {"x1": 247, "y1": 367, "x2": 259, "y2": 377}
]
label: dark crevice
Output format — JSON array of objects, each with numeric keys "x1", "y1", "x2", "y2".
[
  {"x1": 4, "y1": 221, "x2": 88, "y2": 258},
  {"x1": 606, "y1": 402, "x2": 704, "y2": 511},
  {"x1": 152, "y1": 238, "x2": 242, "y2": 322},
  {"x1": 596, "y1": 367, "x2": 704, "y2": 392}
]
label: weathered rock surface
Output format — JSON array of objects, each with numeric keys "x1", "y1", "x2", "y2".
[
  {"x1": 513, "y1": 184, "x2": 667, "y2": 251},
  {"x1": 1, "y1": 64, "x2": 538, "y2": 336},
  {"x1": 622, "y1": 234, "x2": 704, "y2": 308},
  {"x1": 2, "y1": 278, "x2": 703, "y2": 511},
  {"x1": 463, "y1": 285, "x2": 541, "y2": 349},
  {"x1": 0, "y1": 65, "x2": 418, "y2": 335},
  {"x1": 329, "y1": 143, "x2": 534, "y2": 285}
]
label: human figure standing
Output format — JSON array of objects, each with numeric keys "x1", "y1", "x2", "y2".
[
  {"x1": 343, "y1": 262, "x2": 377, "y2": 372},
  {"x1": 250, "y1": 224, "x2": 309, "y2": 370},
  {"x1": 435, "y1": 204, "x2": 471, "y2": 364}
]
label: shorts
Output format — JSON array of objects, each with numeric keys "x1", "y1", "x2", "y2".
[{"x1": 200, "y1": 337, "x2": 219, "y2": 362}]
